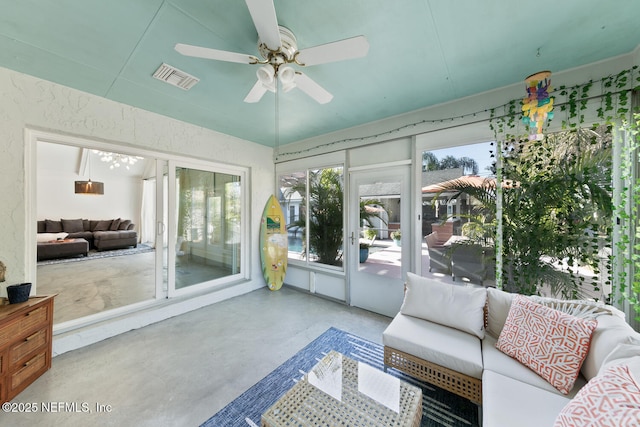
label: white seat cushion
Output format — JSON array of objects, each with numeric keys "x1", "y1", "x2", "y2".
[
  {"x1": 383, "y1": 312, "x2": 483, "y2": 379},
  {"x1": 483, "y1": 369, "x2": 572, "y2": 427},
  {"x1": 482, "y1": 335, "x2": 587, "y2": 398}
]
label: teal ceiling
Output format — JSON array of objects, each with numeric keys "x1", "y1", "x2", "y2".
[{"x1": 1, "y1": 0, "x2": 639, "y2": 146}]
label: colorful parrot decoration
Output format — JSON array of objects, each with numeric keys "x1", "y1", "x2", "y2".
[{"x1": 522, "y1": 71, "x2": 553, "y2": 141}]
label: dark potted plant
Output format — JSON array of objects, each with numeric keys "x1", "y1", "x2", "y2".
[{"x1": 359, "y1": 242, "x2": 370, "y2": 263}]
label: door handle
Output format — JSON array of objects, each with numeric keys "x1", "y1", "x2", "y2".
[{"x1": 350, "y1": 232, "x2": 355, "y2": 245}]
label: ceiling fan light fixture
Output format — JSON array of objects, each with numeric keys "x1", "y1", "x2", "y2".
[
  {"x1": 257, "y1": 65, "x2": 276, "y2": 92},
  {"x1": 279, "y1": 66, "x2": 297, "y2": 92}
]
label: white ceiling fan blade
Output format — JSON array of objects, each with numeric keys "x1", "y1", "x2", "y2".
[
  {"x1": 244, "y1": 80, "x2": 268, "y2": 103},
  {"x1": 295, "y1": 72, "x2": 333, "y2": 104},
  {"x1": 175, "y1": 43, "x2": 256, "y2": 64},
  {"x1": 296, "y1": 36, "x2": 369, "y2": 66},
  {"x1": 245, "y1": 0, "x2": 281, "y2": 50}
]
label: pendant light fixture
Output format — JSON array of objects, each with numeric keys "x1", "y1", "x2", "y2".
[{"x1": 75, "y1": 150, "x2": 104, "y2": 195}]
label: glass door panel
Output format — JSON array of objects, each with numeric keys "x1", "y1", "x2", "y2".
[
  {"x1": 171, "y1": 166, "x2": 242, "y2": 292},
  {"x1": 349, "y1": 166, "x2": 409, "y2": 317}
]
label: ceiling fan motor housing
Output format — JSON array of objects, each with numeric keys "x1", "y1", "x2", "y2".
[{"x1": 258, "y1": 26, "x2": 298, "y2": 66}]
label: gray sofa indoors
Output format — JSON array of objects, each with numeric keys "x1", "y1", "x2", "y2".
[{"x1": 37, "y1": 218, "x2": 138, "y2": 260}]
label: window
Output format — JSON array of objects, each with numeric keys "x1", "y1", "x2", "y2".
[
  {"x1": 418, "y1": 127, "x2": 612, "y2": 301},
  {"x1": 420, "y1": 142, "x2": 496, "y2": 285},
  {"x1": 279, "y1": 166, "x2": 345, "y2": 269}
]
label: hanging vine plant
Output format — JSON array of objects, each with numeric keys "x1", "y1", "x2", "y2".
[
  {"x1": 616, "y1": 108, "x2": 640, "y2": 318},
  {"x1": 487, "y1": 66, "x2": 639, "y2": 311}
]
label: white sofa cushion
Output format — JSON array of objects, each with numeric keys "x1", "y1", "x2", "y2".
[
  {"x1": 400, "y1": 272, "x2": 487, "y2": 339},
  {"x1": 496, "y1": 295, "x2": 596, "y2": 394},
  {"x1": 483, "y1": 335, "x2": 587, "y2": 398},
  {"x1": 383, "y1": 312, "x2": 483, "y2": 379},
  {"x1": 554, "y1": 358, "x2": 640, "y2": 427},
  {"x1": 581, "y1": 314, "x2": 638, "y2": 380},
  {"x1": 486, "y1": 287, "x2": 515, "y2": 338},
  {"x1": 483, "y1": 369, "x2": 572, "y2": 427}
]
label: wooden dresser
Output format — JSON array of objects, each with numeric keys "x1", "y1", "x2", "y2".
[{"x1": 0, "y1": 295, "x2": 55, "y2": 403}]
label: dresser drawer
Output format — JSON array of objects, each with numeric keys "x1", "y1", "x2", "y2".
[
  {"x1": 10, "y1": 329, "x2": 47, "y2": 366},
  {"x1": 0, "y1": 305, "x2": 48, "y2": 348},
  {"x1": 10, "y1": 352, "x2": 47, "y2": 393},
  {"x1": 0, "y1": 295, "x2": 55, "y2": 404}
]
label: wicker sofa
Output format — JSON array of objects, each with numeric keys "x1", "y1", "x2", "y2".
[
  {"x1": 383, "y1": 273, "x2": 640, "y2": 427},
  {"x1": 37, "y1": 218, "x2": 138, "y2": 260}
]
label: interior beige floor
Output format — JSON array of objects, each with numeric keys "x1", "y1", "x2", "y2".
[
  {"x1": 37, "y1": 250, "x2": 232, "y2": 324},
  {"x1": 3, "y1": 286, "x2": 391, "y2": 426},
  {"x1": 37, "y1": 252, "x2": 156, "y2": 323}
]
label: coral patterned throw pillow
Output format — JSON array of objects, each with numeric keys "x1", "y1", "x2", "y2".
[
  {"x1": 496, "y1": 295, "x2": 597, "y2": 394},
  {"x1": 554, "y1": 363, "x2": 640, "y2": 427}
]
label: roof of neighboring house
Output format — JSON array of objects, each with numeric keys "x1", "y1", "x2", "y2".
[
  {"x1": 358, "y1": 182, "x2": 402, "y2": 198},
  {"x1": 422, "y1": 175, "x2": 494, "y2": 193}
]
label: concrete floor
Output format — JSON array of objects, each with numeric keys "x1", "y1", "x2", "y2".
[{"x1": 2, "y1": 287, "x2": 391, "y2": 427}]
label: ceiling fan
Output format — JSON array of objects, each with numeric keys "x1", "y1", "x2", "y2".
[{"x1": 174, "y1": 0, "x2": 369, "y2": 104}]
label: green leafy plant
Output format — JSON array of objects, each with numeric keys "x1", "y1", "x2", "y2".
[
  {"x1": 363, "y1": 228, "x2": 377, "y2": 241},
  {"x1": 615, "y1": 109, "x2": 640, "y2": 318},
  {"x1": 436, "y1": 127, "x2": 612, "y2": 297},
  {"x1": 501, "y1": 127, "x2": 612, "y2": 297},
  {"x1": 286, "y1": 168, "x2": 385, "y2": 266},
  {"x1": 485, "y1": 67, "x2": 640, "y2": 312}
]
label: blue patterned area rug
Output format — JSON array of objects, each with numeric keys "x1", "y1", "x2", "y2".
[
  {"x1": 201, "y1": 327, "x2": 478, "y2": 427},
  {"x1": 37, "y1": 243, "x2": 154, "y2": 266}
]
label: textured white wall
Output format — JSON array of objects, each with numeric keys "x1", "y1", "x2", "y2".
[
  {"x1": 37, "y1": 167, "x2": 142, "y2": 226},
  {"x1": 0, "y1": 66, "x2": 273, "y2": 296}
]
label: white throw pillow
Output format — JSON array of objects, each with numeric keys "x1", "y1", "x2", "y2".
[
  {"x1": 486, "y1": 287, "x2": 515, "y2": 338},
  {"x1": 400, "y1": 272, "x2": 487, "y2": 339},
  {"x1": 36, "y1": 232, "x2": 69, "y2": 242},
  {"x1": 581, "y1": 314, "x2": 637, "y2": 381},
  {"x1": 599, "y1": 336, "x2": 640, "y2": 374}
]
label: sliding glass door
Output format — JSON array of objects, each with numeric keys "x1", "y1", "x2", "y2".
[
  {"x1": 167, "y1": 162, "x2": 244, "y2": 296},
  {"x1": 33, "y1": 133, "x2": 248, "y2": 327}
]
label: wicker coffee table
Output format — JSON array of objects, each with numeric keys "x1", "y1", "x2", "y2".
[{"x1": 261, "y1": 350, "x2": 422, "y2": 427}]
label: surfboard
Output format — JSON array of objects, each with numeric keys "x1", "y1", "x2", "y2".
[{"x1": 260, "y1": 194, "x2": 288, "y2": 291}]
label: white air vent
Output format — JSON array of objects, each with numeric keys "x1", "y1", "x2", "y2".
[{"x1": 153, "y1": 63, "x2": 199, "y2": 90}]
